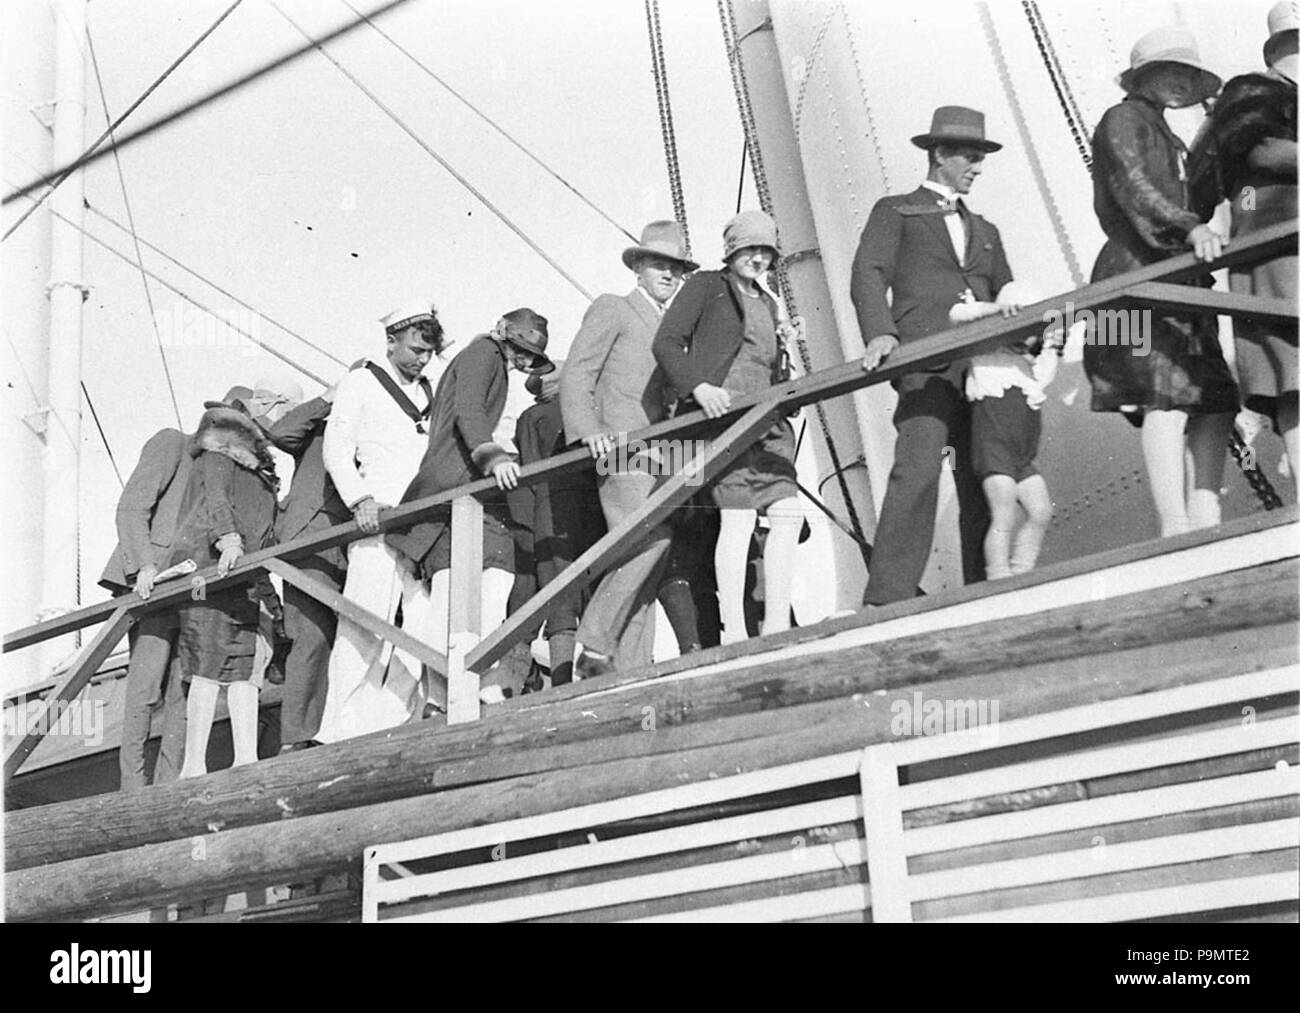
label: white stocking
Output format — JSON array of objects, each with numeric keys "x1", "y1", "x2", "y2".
[
  {"x1": 715, "y1": 508, "x2": 756, "y2": 645},
  {"x1": 761, "y1": 499, "x2": 803, "y2": 635},
  {"x1": 1141, "y1": 410, "x2": 1191, "y2": 536},
  {"x1": 180, "y1": 677, "x2": 219, "y2": 779},
  {"x1": 227, "y1": 681, "x2": 260, "y2": 768}
]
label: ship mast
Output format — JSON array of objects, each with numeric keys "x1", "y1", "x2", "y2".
[{"x1": 42, "y1": 0, "x2": 88, "y2": 673}]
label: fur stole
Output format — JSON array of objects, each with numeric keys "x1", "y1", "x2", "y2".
[{"x1": 194, "y1": 407, "x2": 279, "y2": 491}]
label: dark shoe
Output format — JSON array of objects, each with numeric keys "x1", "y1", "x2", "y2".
[
  {"x1": 574, "y1": 648, "x2": 616, "y2": 681},
  {"x1": 279, "y1": 740, "x2": 318, "y2": 755}
]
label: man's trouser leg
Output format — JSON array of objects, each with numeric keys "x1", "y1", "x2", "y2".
[
  {"x1": 119, "y1": 611, "x2": 179, "y2": 792},
  {"x1": 948, "y1": 395, "x2": 991, "y2": 586},
  {"x1": 151, "y1": 650, "x2": 187, "y2": 784},
  {"x1": 862, "y1": 375, "x2": 962, "y2": 606},
  {"x1": 280, "y1": 556, "x2": 342, "y2": 746},
  {"x1": 316, "y1": 536, "x2": 405, "y2": 743},
  {"x1": 577, "y1": 470, "x2": 672, "y2": 665}
]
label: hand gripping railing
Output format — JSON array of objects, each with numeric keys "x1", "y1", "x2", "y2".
[{"x1": 4, "y1": 221, "x2": 1295, "y2": 769}]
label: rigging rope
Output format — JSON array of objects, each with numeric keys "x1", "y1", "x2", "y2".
[
  {"x1": 2, "y1": 0, "x2": 419, "y2": 214},
  {"x1": 87, "y1": 27, "x2": 184, "y2": 429},
  {"x1": 645, "y1": 0, "x2": 691, "y2": 257},
  {"x1": 85, "y1": 201, "x2": 348, "y2": 368},
  {"x1": 270, "y1": 1, "x2": 593, "y2": 302},
  {"x1": 3, "y1": 0, "x2": 246, "y2": 241},
  {"x1": 716, "y1": 0, "x2": 872, "y2": 566},
  {"x1": 339, "y1": 0, "x2": 638, "y2": 244}
]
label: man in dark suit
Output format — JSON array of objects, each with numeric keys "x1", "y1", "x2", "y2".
[
  {"x1": 265, "y1": 377, "x2": 355, "y2": 751},
  {"x1": 851, "y1": 106, "x2": 1014, "y2": 606}
]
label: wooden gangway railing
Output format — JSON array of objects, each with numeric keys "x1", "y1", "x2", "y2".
[{"x1": 4, "y1": 220, "x2": 1296, "y2": 774}]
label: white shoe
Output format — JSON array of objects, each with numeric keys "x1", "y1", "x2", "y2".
[{"x1": 479, "y1": 685, "x2": 507, "y2": 705}]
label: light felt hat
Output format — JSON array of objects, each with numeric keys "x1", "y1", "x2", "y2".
[
  {"x1": 621, "y1": 220, "x2": 699, "y2": 272},
  {"x1": 1117, "y1": 27, "x2": 1222, "y2": 106},
  {"x1": 253, "y1": 376, "x2": 304, "y2": 406},
  {"x1": 911, "y1": 106, "x2": 1003, "y2": 152},
  {"x1": 1265, "y1": 1, "x2": 1300, "y2": 64}
]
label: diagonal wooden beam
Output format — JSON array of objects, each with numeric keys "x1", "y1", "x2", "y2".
[
  {"x1": 265, "y1": 559, "x2": 447, "y2": 680},
  {"x1": 466, "y1": 403, "x2": 781, "y2": 672},
  {"x1": 4, "y1": 605, "x2": 133, "y2": 779},
  {"x1": 1124, "y1": 283, "x2": 1298, "y2": 327},
  {"x1": 5, "y1": 221, "x2": 1295, "y2": 656}
]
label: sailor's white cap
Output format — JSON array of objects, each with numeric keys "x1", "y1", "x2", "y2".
[{"x1": 380, "y1": 300, "x2": 437, "y2": 334}]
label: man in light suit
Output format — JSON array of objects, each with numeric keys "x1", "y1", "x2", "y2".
[
  {"x1": 851, "y1": 106, "x2": 1013, "y2": 606},
  {"x1": 560, "y1": 221, "x2": 698, "y2": 677}
]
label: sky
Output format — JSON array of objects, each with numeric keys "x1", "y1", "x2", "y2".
[{"x1": 2, "y1": 0, "x2": 1288, "y2": 687}]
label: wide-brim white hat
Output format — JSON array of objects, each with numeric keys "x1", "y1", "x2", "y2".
[{"x1": 1117, "y1": 27, "x2": 1222, "y2": 106}]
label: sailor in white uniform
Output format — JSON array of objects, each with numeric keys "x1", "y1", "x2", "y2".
[{"x1": 315, "y1": 301, "x2": 451, "y2": 742}]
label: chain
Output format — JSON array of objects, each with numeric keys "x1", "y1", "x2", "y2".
[
  {"x1": 717, "y1": 0, "x2": 871, "y2": 565},
  {"x1": 1230, "y1": 431, "x2": 1285, "y2": 509},
  {"x1": 645, "y1": 0, "x2": 691, "y2": 256},
  {"x1": 1022, "y1": 1, "x2": 1092, "y2": 172}
]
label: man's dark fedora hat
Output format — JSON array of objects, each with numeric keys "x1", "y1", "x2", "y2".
[{"x1": 911, "y1": 106, "x2": 1002, "y2": 152}]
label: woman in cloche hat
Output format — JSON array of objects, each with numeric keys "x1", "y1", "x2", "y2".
[
  {"x1": 652, "y1": 210, "x2": 807, "y2": 645},
  {"x1": 1083, "y1": 26, "x2": 1238, "y2": 539}
]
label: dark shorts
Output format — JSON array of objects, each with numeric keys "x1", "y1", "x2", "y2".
[{"x1": 971, "y1": 387, "x2": 1042, "y2": 482}]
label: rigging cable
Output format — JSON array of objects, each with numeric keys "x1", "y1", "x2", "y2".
[
  {"x1": 84, "y1": 201, "x2": 348, "y2": 368},
  {"x1": 338, "y1": 0, "x2": 638, "y2": 244},
  {"x1": 3, "y1": 0, "x2": 246, "y2": 241},
  {"x1": 2, "y1": 0, "x2": 419, "y2": 214},
  {"x1": 269, "y1": 0, "x2": 593, "y2": 302},
  {"x1": 81, "y1": 381, "x2": 125, "y2": 490},
  {"x1": 4, "y1": 184, "x2": 331, "y2": 386},
  {"x1": 717, "y1": 0, "x2": 872, "y2": 566},
  {"x1": 734, "y1": 141, "x2": 748, "y2": 213},
  {"x1": 87, "y1": 26, "x2": 183, "y2": 428},
  {"x1": 645, "y1": 0, "x2": 691, "y2": 256}
]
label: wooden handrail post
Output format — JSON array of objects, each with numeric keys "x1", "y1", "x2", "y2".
[{"x1": 447, "y1": 494, "x2": 484, "y2": 725}]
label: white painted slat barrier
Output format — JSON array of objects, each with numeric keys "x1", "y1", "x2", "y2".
[
  {"x1": 864, "y1": 666, "x2": 1300, "y2": 923},
  {"x1": 363, "y1": 666, "x2": 1298, "y2": 923},
  {"x1": 362, "y1": 751, "x2": 869, "y2": 923}
]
